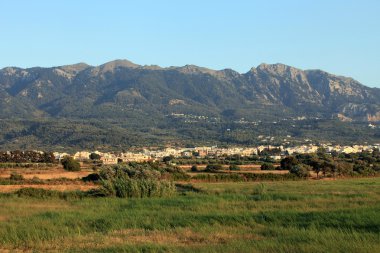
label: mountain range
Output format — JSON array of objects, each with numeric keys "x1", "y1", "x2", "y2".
[
  {"x1": 1, "y1": 59, "x2": 380, "y2": 150},
  {"x1": 1, "y1": 59, "x2": 379, "y2": 122}
]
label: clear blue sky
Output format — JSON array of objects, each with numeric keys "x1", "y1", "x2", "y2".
[{"x1": 0, "y1": 0, "x2": 379, "y2": 87}]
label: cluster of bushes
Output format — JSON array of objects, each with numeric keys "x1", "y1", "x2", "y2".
[
  {"x1": 0, "y1": 172, "x2": 26, "y2": 185},
  {"x1": 0, "y1": 175, "x2": 83, "y2": 186},
  {"x1": 95, "y1": 164, "x2": 176, "y2": 198},
  {"x1": 123, "y1": 161, "x2": 190, "y2": 181},
  {"x1": 166, "y1": 154, "x2": 276, "y2": 166},
  {"x1": 61, "y1": 157, "x2": 81, "y2": 171},
  {"x1": 280, "y1": 148, "x2": 380, "y2": 178},
  {"x1": 204, "y1": 164, "x2": 223, "y2": 172},
  {"x1": 0, "y1": 151, "x2": 55, "y2": 163},
  {"x1": 261, "y1": 163, "x2": 276, "y2": 170},
  {"x1": 14, "y1": 188, "x2": 85, "y2": 199},
  {"x1": 9, "y1": 172, "x2": 24, "y2": 181},
  {"x1": 191, "y1": 164, "x2": 240, "y2": 173},
  {"x1": 192, "y1": 172, "x2": 298, "y2": 182}
]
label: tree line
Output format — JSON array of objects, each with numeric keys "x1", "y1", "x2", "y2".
[
  {"x1": 280, "y1": 148, "x2": 380, "y2": 178},
  {"x1": 0, "y1": 151, "x2": 55, "y2": 163}
]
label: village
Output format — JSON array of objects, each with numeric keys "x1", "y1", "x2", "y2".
[{"x1": 53, "y1": 143, "x2": 380, "y2": 165}]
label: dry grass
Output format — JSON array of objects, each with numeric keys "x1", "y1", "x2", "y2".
[
  {"x1": 4, "y1": 227, "x2": 261, "y2": 251},
  {"x1": 107, "y1": 227, "x2": 260, "y2": 246},
  {"x1": 0, "y1": 168, "x2": 93, "y2": 180},
  {"x1": 0, "y1": 184, "x2": 97, "y2": 193}
]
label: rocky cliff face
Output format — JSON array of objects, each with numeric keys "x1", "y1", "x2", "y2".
[{"x1": 0, "y1": 60, "x2": 379, "y2": 121}]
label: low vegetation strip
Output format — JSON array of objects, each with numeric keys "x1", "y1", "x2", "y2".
[
  {"x1": 192, "y1": 172, "x2": 298, "y2": 182},
  {"x1": 0, "y1": 185, "x2": 97, "y2": 194}
]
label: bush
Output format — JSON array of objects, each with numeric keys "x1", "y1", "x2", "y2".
[
  {"x1": 15, "y1": 188, "x2": 85, "y2": 199},
  {"x1": 61, "y1": 157, "x2": 81, "y2": 171},
  {"x1": 192, "y1": 172, "x2": 298, "y2": 182},
  {"x1": 190, "y1": 165, "x2": 198, "y2": 172},
  {"x1": 229, "y1": 164, "x2": 240, "y2": 171},
  {"x1": 261, "y1": 163, "x2": 275, "y2": 170},
  {"x1": 204, "y1": 164, "x2": 223, "y2": 172},
  {"x1": 16, "y1": 188, "x2": 59, "y2": 198},
  {"x1": 9, "y1": 172, "x2": 24, "y2": 181},
  {"x1": 170, "y1": 171, "x2": 191, "y2": 181},
  {"x1": 101, "y1": 177, "x2": 176, "y2": 198},
  {"x1": 280, "y1": 156, "x2": 299, "y2": 170},
  {"x1": 289, "y1": 164, "x2": 311, "y2": 178},
  {"x1": 82, "y1": 173, "x2": 101, "y2": 182},
  {"x1": 90, "y1": 153, "x2": 101, "y2": 160},
  {"x1": 98, "y1": 165, "x2": 176, "y2": 198}
]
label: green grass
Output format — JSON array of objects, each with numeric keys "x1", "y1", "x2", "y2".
[{"x1": 0, "y1": 178, "x2": 380, "y2": 252}]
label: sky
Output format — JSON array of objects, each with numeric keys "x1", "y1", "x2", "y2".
[{"x1": 0, "y1": 0, "x2": 379, "y2": 87}]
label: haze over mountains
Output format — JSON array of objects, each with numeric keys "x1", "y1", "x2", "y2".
[{"x1": 1, "y1": 59, "x2": 380, "y2": 122}]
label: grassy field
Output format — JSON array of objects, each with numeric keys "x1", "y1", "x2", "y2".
[{"x1": 0, "y1": 178, "x2": 379, "y2": 252}]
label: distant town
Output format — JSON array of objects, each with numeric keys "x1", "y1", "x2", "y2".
[{"x1": 52, "y1": 143, "x2": 380, "y2": 165}]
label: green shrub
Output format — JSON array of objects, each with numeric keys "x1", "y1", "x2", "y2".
[
  {"x1": 101, "y1": 178, "x2": 176, "y2": 198},
  {"x1": 82, "y1": 173, "x2": 101, "y2": 182},
  {"x1": 9, "y1": 172, "x2": 24, "y2": 181},
  {"x1": 170, "y1": 171, "x2": 191, "y2": 181},
  {"x1": 192, "y1": 172, "x2": 299, "y2": 182},
  {"x1": 15, "y1": 188, "x2": 85, "y2": 199},
  {"x1": 61, "y1": 157, "x2": 81, "y2": 171},
  {"x1": 229, "y1": 164, "x2": 240, "y2": 171},
  {"x1": 204, "y1": 164, "x2": 223, "y2": 172},
  {"x1": 289, "y1": 164, "x2": 311, "y2": 178},
  {"x1": 98, "y1": 165, "x2": 176, "y2": 198},
  {"x1": 261, "y1": 163, "x2": 275, "y2": 170},
  {"x1": 280, "y1": 156, "x2": 299, "y2": 170},
  {"x1": 90, "y1": 153, "x2": 101, "y2": 160},
  {"x1": 191, "y1": 165, "x2": 198, "y2": 172}
]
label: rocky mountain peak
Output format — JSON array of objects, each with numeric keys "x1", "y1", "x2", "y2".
[
  {"x1": 255, "y1": 63, "x2": 304, "y2": 77},
  {"x1": 175, "y1": 65, "x2": 218, "y2": 75},
  {"x1": 98, "y1": 59, "x2": 140, "y2": 73},
  {"x1": 58, "y1": 63, "x2": 91, "y2": 74}
]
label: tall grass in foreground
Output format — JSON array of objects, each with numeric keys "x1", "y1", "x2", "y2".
[
  {"x1": 0, "y1": 178, "x2": 379, "y2": 252},
  {"x1": 98, "y1": 165, "x2": 176, "y2": 198},
  {"x1": 101, "y1": 178, "x2": 176, "y2": 198}
]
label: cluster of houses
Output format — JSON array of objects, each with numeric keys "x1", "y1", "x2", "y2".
[
  {"x1": 52, "y1": 143, "x2": 380, "y2": 165},
  {"x1": 53, "y1": 151, "x2": 150, "y2": 165}
]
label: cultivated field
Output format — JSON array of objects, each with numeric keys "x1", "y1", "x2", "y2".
[{"x1": 0, "y1": 177, "x2": 379, "y2": 252}]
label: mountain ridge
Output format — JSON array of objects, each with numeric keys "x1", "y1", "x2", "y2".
[{"x1": 0, "y1": 59, "x2": 379, "y2": 122}]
